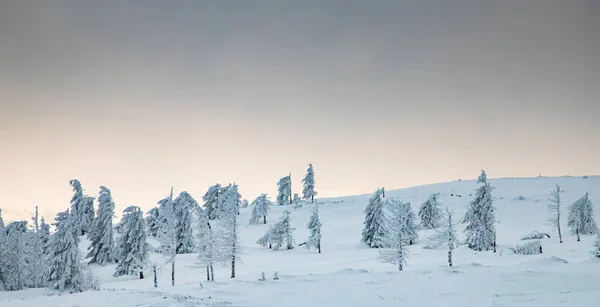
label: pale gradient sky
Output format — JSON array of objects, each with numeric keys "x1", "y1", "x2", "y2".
[{"x1": 0, "y1": 0, "x2": 598, "y2": 222}]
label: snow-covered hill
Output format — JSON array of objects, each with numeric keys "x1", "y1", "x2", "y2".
[{"x1": 2, "y1": 175, "x2": 600, "y2": 306}]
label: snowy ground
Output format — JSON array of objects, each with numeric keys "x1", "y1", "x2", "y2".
[{"x1": 2, "y1": 175, "x2": 600, "y2": 306}]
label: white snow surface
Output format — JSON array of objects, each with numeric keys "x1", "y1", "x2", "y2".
[{"x1": 2, "y1": 175, "x2": 600, "y2": 306}]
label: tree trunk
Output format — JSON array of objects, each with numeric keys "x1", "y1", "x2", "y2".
[
  {"x1": 206, "y1": 266, "x2": 210, "y2": 281},
  {"x1": 139, "y1": 271, "x2": 144, "y2": 279},
  {"x1": 263, "y1": 215, "x2": 266, "y2": 224},
  {"x1": 318, "y1": 241, "x2": 321, "y2": 254},
  {"x1": 448, "y1": 249, "x2": 453, "y2": 267},
  {"x1": 210, "y1": 265, "x2": 214, "y2": 281},
  {"x1": 171, "y1": 260, "x2": 175, "y2": 286},
  {"x1": 558, "y1": 223, "x2": 563, "y2": 243},
  {"x1": 577, "y1": 229, "x2": 581, "y2": 242},
  {"x1": 311, "y1": 195, "x2": 314, "y2": 203},
  {"x1": 153, "y1": 266, "x2": 158, "y2": 287}
]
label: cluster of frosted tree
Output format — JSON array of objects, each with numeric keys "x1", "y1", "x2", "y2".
[
  {"x1": 567, "y1": 193, "x2": 598, "y2": 241},
  {"x1": 462, "y1": 170, "x2": 496, "y2": 252},
  {"x1": 0, "y1": 206, "x2": 57, "y2": 291},
  {"x1": 272, "y1": 164, "x2": 318, "y2": 207},
  {"x1": 257, "y1": 210, "x2": 295, "y2": 250}
]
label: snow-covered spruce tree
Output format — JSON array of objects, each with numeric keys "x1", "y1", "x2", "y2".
[
  {"x1": 173, "y1": 191, "x2": 197, "y2": 254},
  {"x1": 463, "y1": 170, "x2": 496, "y2": 251},
  {"x1": 40, "y1": 217, "x2": 51, "y2": 256},
  {"x1": 145, "y1": 207, "x2": 160, "y2": 238},
  {"x1": 257, "y1": 224, "x2": 275, "y2": 249},
  {"x1": 214, "y1": 184, "x2": 242, "y2": 278},
  {"x1": 400, "y1": 201, "x2": 419, "y2": 245},
  {"x1": 546, "y1": 184, "x2": 563, "y2": 243},
  {"x1": 301, "y1": 163, "x2": 318, "y2": 203},
  {"x1": 377, "y1": 198, "x2": 409, "y2": 271},
  {"x1": 203, "y1": 184, "x2": 223, "y2": 220},
  {"x1": 0, "y1": 208, "x2": 5, "y2": 228},
  {"x1": 276, "y1": 175, "x2": 292, "y2": 206},
  {"x1": 114, "y1": 206, "x2": 149, "y2": 279},
  {"x1": 592, "y1": 233, "x2": 600, "y2": 258},
  {"x1": 307, "y1": 201, "x2": 322, "y2": 253},
  {"x1": 45, "y1": 210, "x2": 93, "y2": 292},
  {"x1": 567, "y1": 193, "x2": 598, "y2": 241},
  {"x1": 69, "y1": 179, "x2": 94, "y2": 236},
  {"x1": 31, "y1": 205, "x2": 40, "y2": 233},
  {"x1": 195, "y1": 207, "x2": 215, "y2": 281},
  {"x1": 249, "y1": 194, "x2": 272, "y2": 224},
  {"x1": 361, "y1": 188, "x2": 386, "y2": 248},
  {"x1": 1, "y1": 221, "x2": 27, "y2": 291},
  {"x1": 86, "y1": 186, "x2": 115, "y2": 265},
  {"x1": 419, "y1": 193, "x2": 443, "y2": 229},
  {"x1": 425, "y1": 209, "x2": 459, "y2": 266},
  {"x1": 242, "y1": 199, "x2": 249, "y2": 208},
  {"x1": 269, "y1": 210, "x2": 295, "y2": 250},
  {"x1": 157, "y1": 188, "x2": 177, "y2": 285},
  {"x1": 23, "y1": 221, "x2": 45, "y2": 288}
]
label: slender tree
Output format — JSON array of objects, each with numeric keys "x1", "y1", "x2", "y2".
[
  {"x1": 307, "y1": 200, "x2": 322, "y2": 253},
  {"x1": 87, "y1": 186, "x2": 116, "y2": 265},
  {"x1": 400, "y1": 201, "x2": 419, "y2": 245},
  {"x1": 0, "y1": 208, "x2": 5, "y2": 228},
  {"x1": 195, "y1": 206, "x2": 215, "y2": 281},
  {"x1": 249, "y1": 194, "x2": 272, "y2": 224},
  {"x1": 114, "y1": 206, "x2": 149, "y2": 279},
  {"x1": 158, "y1": 188, "x2": 177, "y2": 285},
  {"x1": 426, "y1": 209, "x2": 459, "y2": 266},
  {"x1": 361, "y1": 188, "x2": 386, "y2": 248},
  {"x1": 301, "y1": 163, "x2": 318, "y2": 203},
  {"x1": 546, "y1": 184, "x2": 563, "y2": 243},
  {"x1": 40, "y1": 217, "x2": 51, "y2": 256},
  {"x1": 215, "y1": 184, "x2": 243, "y2": 278},
  {"x1": 377, "y1": 198, "x2": 409, "y2": 271}
]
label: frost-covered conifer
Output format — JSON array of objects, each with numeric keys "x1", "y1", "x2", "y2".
[
  {"x1": 146, "y1": 207, "x2": 160, "y2": 237},
  {"x1": 592, "y1": 233, "x2": 600, "y2": 258},
  {"x1": 86, "y1": 186, "x2": 115, "y2": 265},
  {"x1": 40, "y1": 217, "x2": 51, "y2": 256},
  {"x1": 301, "y1": 164, "x2": 317, "y2": 202},
  {"x1": 173, "y1": 192, "x2": 197, "y2": 254},
  {"x1": 361, "y1": 188, "x2": 386, "y2": 248},
  {"x1": 0, "y1": 208, "x2": 4, "y2": 228},
  {"x1": 276, "y1": 175, "x2": 292, "y2": 206},
  {"x1": 45, "y1": 211, "x2": 93, "y2": 292},
  {"x1": 567, "y1": 193, "x2": 598, "y2": 241},
  {"x1": 241, "y1": 199, "x2": 249, "y2": 208},
  {"x1": 257, "y1": 225, "x2": 274, "y2": 249},
  {"x1": 249, "y1": 194, "x2": 272, "y2": 224},
  {"x1": 195, "y1": 207, "x2": 215, "y2": 281},
  {"x1": 419, "y1": 193, "x2": 443, "y2": 229},
  {"x1": 157, "y1": 188, "x2": 177, "y2": 285},
  {"x1": 425, "y1": 209, "x2": 459, "y2": 266},
  {"x1": 114, "y1": 206, "x2": 149, "y2": 278},
  {"x1": 400, "y1": 202, "x2": 419, "y2": 245},
  {"x1": 69, "y1": 180, "x2": 94, "y2": 235},
  {"x1": 307, "y1": 201, "x2": 322, "y2": 253},
  {"x1": 268, "y1": 210, "x2": 295, "y2": 250},
  {"x1": 463, "y1": 170, "x2": 496, "y2": 251},
  {"x1": 214, "y1": 184, "x2": 242, "y2": 278},
  {"x1": 377, "y1": 198, "x2": 408, "y2": 271},
  {"x1": 203, "y1": 184, "x2": 223, "y2": 220},
  {"x1": 546, "y1": 185, "x2": 563, "y2": 243}
]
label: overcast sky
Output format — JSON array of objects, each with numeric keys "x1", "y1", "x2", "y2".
[{"x1": 0, "y1": 0, "x2": 598, "y2": 221}]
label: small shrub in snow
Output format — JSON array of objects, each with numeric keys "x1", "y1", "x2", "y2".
[
  {"x1": 514, "y1": 196, "x2": 526, "y2": 201},
  {"x1": 510, "y1": 240, "x2": 542, "y2": 255},
  {"x1": 258, "y1": 271, "x2": 266, "y2": 281},
  {"x1": 273, "y1": 271, "x2": 279, "y2": 280},
  {"x1": 520, "y1": 231, "x2": 550, "y2": 240}
]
